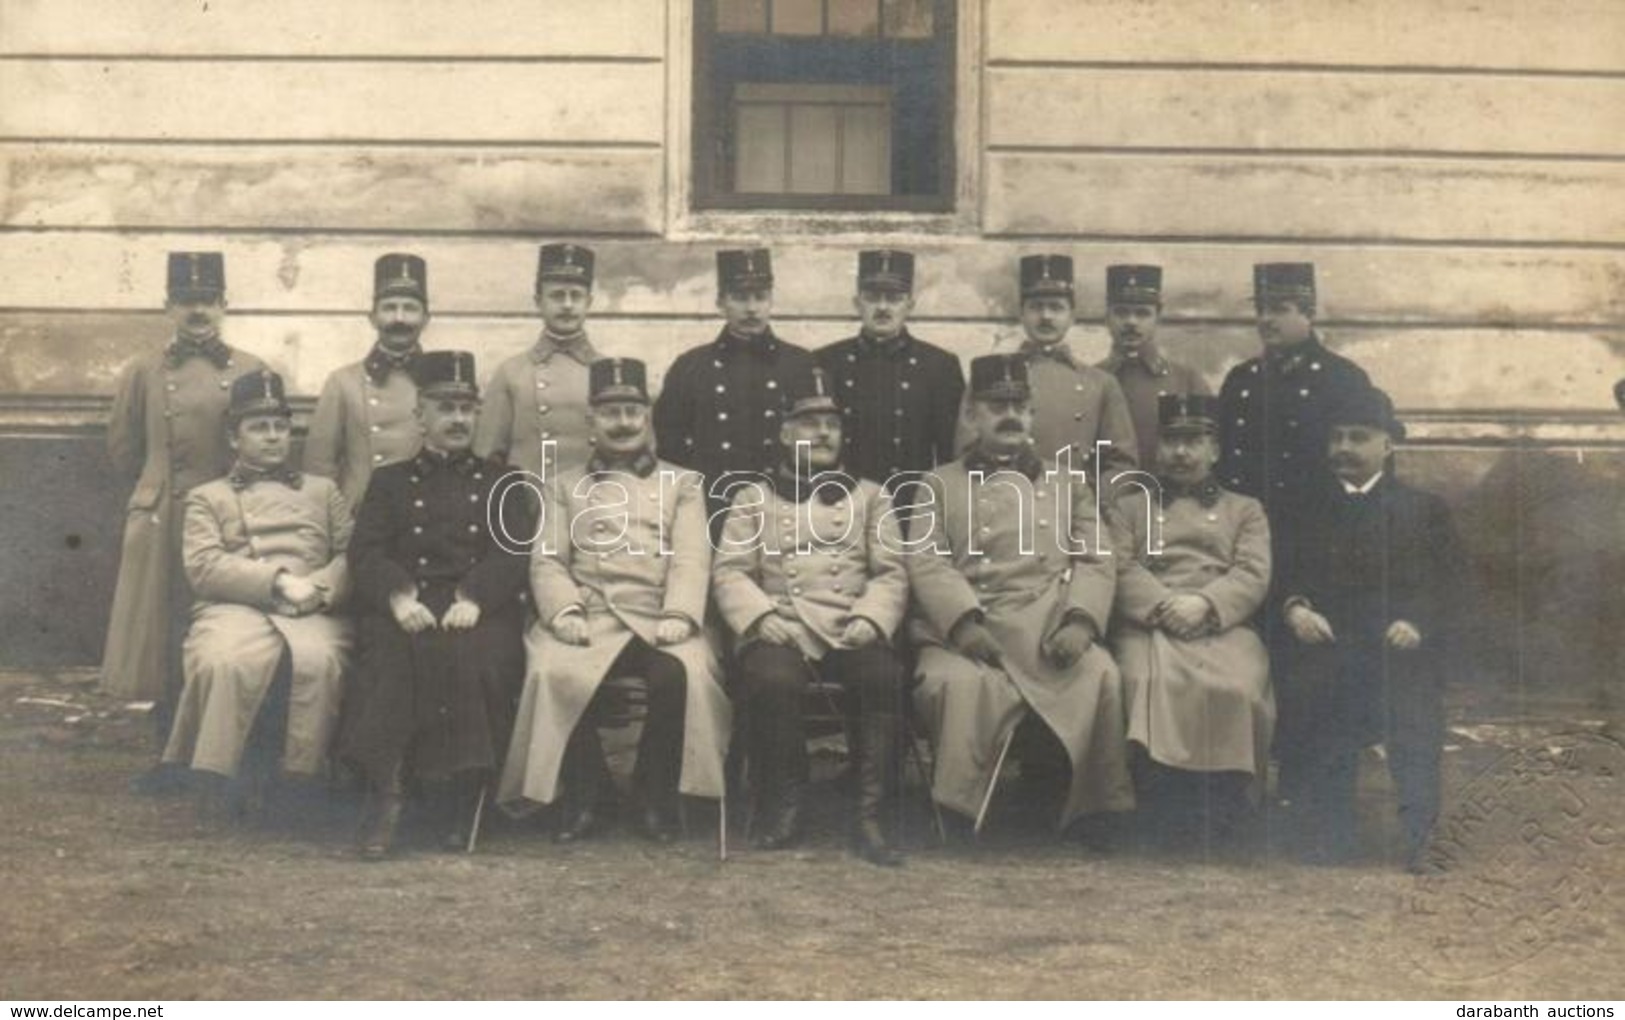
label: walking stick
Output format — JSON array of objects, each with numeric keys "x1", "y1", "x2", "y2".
[
  {"x1": 974, "y1": 724, "x2": 1017, "y2": 836},
  {"x1": 465, "y1": 785, "x2": 487, "y2": 854}
]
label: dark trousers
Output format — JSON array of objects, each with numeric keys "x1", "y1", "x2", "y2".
[
  {"x1": 732, "y1": 641, "x2": 903, "y2": 785},
  {"x1": 561, "y1": 638, "x2": 687, "y2": 805}
]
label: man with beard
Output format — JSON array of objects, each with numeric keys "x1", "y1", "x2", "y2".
[
  {"x1": 815, "y1": 250, "x2": 965, "y2": 533},
  {"x1": 501, "y1": 358, "x2": 731, "y2": 843},
  {"x1": 971, "y1": 254, "x2": 1139, "y2": 483},
  {"x1": 910, "y1": 355, "x2": 1134, "y2": 836},
  {"x1": 654, "y1": 249, "x2": 815, "y2": 523},
  {"x1": 1110, "y1": 394, "x2": 1273, "y2": 846},
  {"x1": 1096, "y1": 264, "x2": 1210, "y2": 469},
  {"x1": 306, "y1": 254, "x2": 431, "y2": 508},
  {"x1": 713, "y1": 368, "x2": 910, "y2": 864},
  {"x1": 476, "y1": 243, "x2": 603, "y2": 479},
  {"x1": 162, "y1": 370, "x2": 353, "y2": 820},
  {"x1": 1275, "y1": 385, "x2": 1463, "y2": 870},
  {"x1": 344, "y1": 352, "x2": 534, "y2": 859},
  {"x1": 104, "y1": 252, "x2": 268, "y2": 793}
]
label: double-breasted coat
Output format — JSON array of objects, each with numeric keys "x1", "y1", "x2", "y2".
[
  {"x1": 652, "y1": 330, "x2": 815, "y2": 518},
  {"x1": 305, "y1": 357, "x2": 422, "y2": 507},
  {"x1": 815, "y1": 331, "x2": 965, "y2": 513},
  {"x1": 712, "y1": 476, "x2": 910, "y2": 659},
  {"x1": 162, "y1": 470, "x2": 353, "y2": 777},
  {"x1": 342, "y1": 449, "x2": 534, "y2": 783},
  {"x1": 474, "y1": 335, "x2": 600, "y2": 481},
  {"x1": 1111, "y1": 482, "x2": 1274, "y2": 784},
  {"x1": 498, "y1": 460, "x2": 731, "y2": 808},
  {"x1": 961, "y1": 333, "x2": 1140, "y2": 480},
  {"x1": 907, "y1": 454, "x2": 1134, "y2": 827},
  {"x1": 102, "y1": 340, "x2": 268, "y2": 702},
  {"x1": 1215, "y1": 334, "x2": 1370, "y2": 523}
]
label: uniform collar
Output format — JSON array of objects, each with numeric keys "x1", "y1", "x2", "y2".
[
  {"x1": 964, "y1": 443, "x2": 1043, "y2": 482},
  {"x1": 770, "y1": 464, "x2": 856, "y2": 504},
  {"x1": 858, "y1": 328, "x2": 912, "y2": 357},
  {"x1": 587, "y1": 448, "x2": 658, "y2": 480},
  {"x1": 164, "y1": 333, "x2": 232, "y2": 370},
  {"x1": 228, "y1": 461, "x2": 302, "y2": 490},
  {"x1": 1019, "y1": 338, "x2": 1078, "y2": 369},
  {"x1": 414, "y1": 446, "x2": 480, "y2": 476},
  {"x1": 1102, "y1": 345, "x2": 1170, "y2": 376},
  {"x1": 530, "y1": 329, "x2": 597, "y2": 365},
  {"x1": 712, "y1": 327, "x2": 782, "y2": 357},
  {"x1": 1265, "y1": 333, "x2": 1326, "y2": 375},
  {"x1": 363, "y1": 340, "x2": 422, "y2": 383},
  {"x1": 1159, "y1": 475, "x2": 1223, "y2": 508}
]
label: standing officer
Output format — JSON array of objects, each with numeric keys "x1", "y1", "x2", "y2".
[
  {"x1": 653, "y1": 249, "x2": 814, "y2": 522},
  {"x1": 104, "y1": 251, "x2": 268, "y2": 791},
  {"x1": 501, "y1": 358, "x2": 731, "y2": 843},
  {"x1": 911, "y1": 355, "x2": 1134, "y2": 835},
  {"x1": 475, "y1": 243, "x2": 602, "y2": 480},
  {"x1": 162, "y1": 370, "x2": 353, "y2": 817},
  {"x1": 343, "y1": 351, "x2": 534, "y2": 859},
  {"x1": 1217, "y1": 263, "x2": 1370, "y2": 526},
  {"x1": 815, "y1": 249, "x2": 965, "y2": 530},
  {"x1": 1096, "y1": 264, "x2": 1210, "y2": 469},
  {"x1": 973, "y1": 254, "x2": 1139, "y2": 481},
  {"x1": 305, "y1": 253, "x2": 431, "y2": 508},
  {"x1": 1275, "y1": 385, "x2": 1463, "y2": 870},
  {"x1": 713, "y1": 367, "x2": 911, "y2": 864}
]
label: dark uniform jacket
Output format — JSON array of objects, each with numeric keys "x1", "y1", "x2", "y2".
[
  {"x1": 653, "y1": 329, "x2": 815, "y2": 516},
  {"x1": 342, "y1": 448, "x2": 535, "y2": 781},
  {"x1": 816, "y1": 329, "x2": 965, "y2": 485},
  {"x1": 1274, "y1": 471, "x2": 1465, "y2": 756},
  {"x1": 1215, "y1": 334, "x2": 1370, "y2": 517}
]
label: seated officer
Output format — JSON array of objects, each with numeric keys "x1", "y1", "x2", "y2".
[
  {"x1": 499, "y1": 358, "x2": 731, "y2": 843},
  {"x1": 162, "y1": 370, "x2": 353, "y2": 819},
  {"x1": 343, "y1": 351, "x2": 534, "y2": 859},
  {"x1": 712, "y1": 368, "x2": 910, "y2": 864},
  {"x1": 910, "y1": 355, "x2": 1134, "y2": 836},
  {"x1": 1110, "y1": 394, "x2": 1274, "y2": 845}
]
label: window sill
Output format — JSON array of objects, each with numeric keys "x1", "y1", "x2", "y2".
[{"x1": 670, "y1": 206, "x2": 976, "y2": 241}]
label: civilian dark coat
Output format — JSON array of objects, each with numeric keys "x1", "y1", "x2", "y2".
[
  {"x1": 342, "y1": 448, "x2": 534, "y2": 782},
  {"x1": 1273, "y1": 471, "x2": 1465, "y2": 763}
]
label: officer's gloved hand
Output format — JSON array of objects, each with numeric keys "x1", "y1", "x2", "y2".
[
  {"x1": 752, "y1": 615, "x2": 798, "y2": 647},
  {"x1": 840, "y1": 617, "x2": 881, "y2": 647},
  {"x1": 552, "y1": 612, "x2": 591, "y2": 646},
  {"x1": 442, "y1": 598, "x2": 482, "y2": 631},
  {"x1": 655, "y1": 617, "x2": 694, "y2": 646},
  {"x1": 950, "y1": 616, "x2": 1003, "y2": 667},
  {"x1": 1043, "y1": 617, "x2": 1096, "y2": 669}
]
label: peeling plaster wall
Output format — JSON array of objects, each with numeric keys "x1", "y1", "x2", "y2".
[{"x1": 0, "y1": 0, "x2": 1622, "y2": 697}]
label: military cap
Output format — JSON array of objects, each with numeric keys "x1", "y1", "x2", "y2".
[
  {"x1": 1019, "y1": 254, "x2": 1074, "y2": 300},
  {"x1": 1106, "y1": 264, "x2": 1163, "y2": 306},
  {"x1": 1254, "y1": 262, "x2": 1317, "y2": 311},
  {"x1": 167, "y1": 251, "x2": 226, "y2": 302},
  {"x1": 537, "y1": 243, "x2": 595, "y2": 290},
  {"x1": 857, "y1": 249, "x2": 914, "y2": 293},
  {"x1": 1158, "y1": 392, "x2": 1220, "y2": 436},
  {"x1": 588, "y1": 357, "x2": 650, "y2": 406},
  {"x1": 1326, "y1": 384, "x2": 1405, "y2": 441},
  {"x1": 784, "y1": 366, "x2": 842, "y2": 419},
  {"x1": 414, "y1": 350, "x2": 479, "y2": 399},
  {"x1": 717, "y1": 248, "x2": 774, "y2": 293},
  {"x1": 374, "y1": 253, "x2": 428, "y2": 304},
  {"x1": 227, "y1": 369, "x2": 291, "y2": 423},
  {"x1": 968, "y1": 354, "x2": 1031, "y2": 402}
]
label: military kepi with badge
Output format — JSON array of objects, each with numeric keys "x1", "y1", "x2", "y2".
[
  {"x1": 588, "y1": 357, "x2": 649, "y2": 405},
  {"x1": 413, "y1": 351, "x2": 478, "y2": 399},
  {"x1": 168, "y1": 252, "x2": 226, "y2": 302}
]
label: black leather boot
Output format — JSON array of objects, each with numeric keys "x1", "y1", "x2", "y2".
[
  {"x1": 854, "y1": 712, "x2": 903, "y2": 867},
  {"x1": 555, "y1": 726, "x2": 605, "y2": 844},
  {"x1": 440, "y1": 771, "x2": 486, "y2": 852},
  {"x1": 358, "y1": 767, "x2": 405, "y2": 861}
]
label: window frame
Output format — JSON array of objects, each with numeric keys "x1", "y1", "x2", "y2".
[{"x1": 677, "y1": 0, "x2": 975, "y2": 229}]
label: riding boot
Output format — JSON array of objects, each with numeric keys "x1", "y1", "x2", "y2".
[
  {"x1": 854, "y1": 712, "x2": 903, "y2": 867},
  {"x1": 440, "y1": 770, "x2": 486, "y2": 852},
  {"x1": 358, "y1": 764, "x2": 405, "y2": 861},
  {"x1": 555, "y1": 724, "x2": 605, "y2": 843}
]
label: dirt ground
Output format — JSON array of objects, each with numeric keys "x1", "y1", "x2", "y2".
[{"x1": 2, "y1": 669, "x2": 1621, "y2": 1001}]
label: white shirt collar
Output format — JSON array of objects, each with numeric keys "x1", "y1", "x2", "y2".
[{"x1": 1341, "y1": 470, "x2": 1384, "y2": 495}]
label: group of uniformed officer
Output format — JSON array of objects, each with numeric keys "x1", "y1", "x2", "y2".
[{"x1": 103, "y1": 241, "x2": 1464, "y2": 872}]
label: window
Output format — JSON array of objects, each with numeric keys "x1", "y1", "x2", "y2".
[{"x1": 692, "y1": 0, "x2": 956, "y2": 212}]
